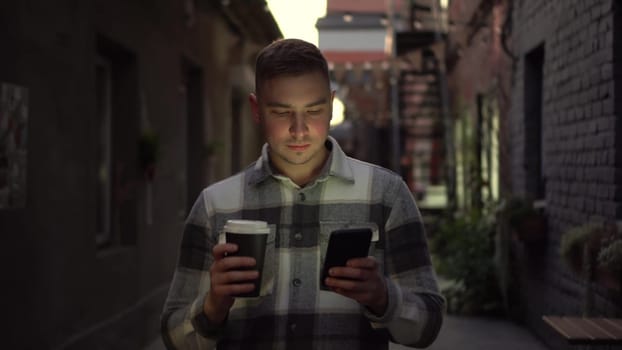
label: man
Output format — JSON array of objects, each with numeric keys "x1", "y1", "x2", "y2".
[{"x1": 162, "y1": 39, "x2": 444, "y2": 349}]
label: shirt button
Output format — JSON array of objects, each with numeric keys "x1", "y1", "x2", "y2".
[
  {"x1": 294, "y1": 232, "x2": 303, "y2": 241},
  {"x1": 289, "y1": 323, "x2": 297, "y2": 332},
  {"x1": 299, "y1": 192, "x2": 306, "y2": 201},
  {"x1": 292, "y1": 278, "x2": 302, "y2": 287}
]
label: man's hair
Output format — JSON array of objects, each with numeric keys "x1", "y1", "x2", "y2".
[{"x1": 255, "y1": 38, "x2": 330, "y2": 95}]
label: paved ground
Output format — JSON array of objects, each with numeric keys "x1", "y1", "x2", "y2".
[
  {"x1": 146, "y1": 314, "x2": 550, "y2": 350},
  {"x1": 143, "y1": 336, "x2": 165, "y2": 350},
  {"x1": 395, "y1": 315, "x2": 549, "y2": 350}
]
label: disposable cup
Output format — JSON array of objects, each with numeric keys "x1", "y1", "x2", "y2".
[{"x1": 224, "y1": 220, "x2": 270, "y2": 297}]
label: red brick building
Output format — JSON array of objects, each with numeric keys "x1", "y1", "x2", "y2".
[{"x1": 317, "y1": 0, "x2": 449, "y2": 204}]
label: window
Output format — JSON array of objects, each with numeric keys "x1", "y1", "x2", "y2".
[
  {"x1": 616, "y1": 17, "x2": 622, "y2": 220},
  {"x1": 524, "y1": 45, "x2": 545, "y2": 199},
  {"x1": 95, "y1": 35, "x2": 139, "y2": 249},
  {"x1": 231, "y1": 89, "x2": 243, "y2": 174},
  {"x1": 95, "y1": 57, "x2": 112, "y2": 246},
  {"x1": 182, "y1": 59, "x2": 205, "y2": 213}
]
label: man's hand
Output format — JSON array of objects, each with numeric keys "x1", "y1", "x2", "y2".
[
  {"x1": 324, "y1": 256, "x2": 388, "y2": 316},
  {"x1": 203, "y1": 243, "x2": 258, "y2": 324}
]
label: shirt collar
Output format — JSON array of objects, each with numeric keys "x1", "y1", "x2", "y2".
[{"x1": 247, "y1": 136, "x2": 355, "y2": 186}]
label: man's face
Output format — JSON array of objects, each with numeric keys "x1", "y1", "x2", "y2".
[{"x1": 250, "y1": 71, "x2": 334, "y2": 176}]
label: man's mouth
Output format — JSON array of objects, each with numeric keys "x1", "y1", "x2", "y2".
[{"x1": 287, "y1": 144, "x2": 310, "y2": 151}]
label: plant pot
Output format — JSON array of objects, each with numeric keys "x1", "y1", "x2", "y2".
[
  {"x1": 513, "y1": 213, "x2": 547, "y2": 243},
  {"x1": 595, "y1": 267, "x2": 621, "y2": 291},
  {"x1": 143, "y1": 163, "x2": 156, "y2": 182}
]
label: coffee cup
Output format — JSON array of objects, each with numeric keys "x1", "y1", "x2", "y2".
[{"x1": 224, "y1": 219, "x2": 270, "y2": 297}]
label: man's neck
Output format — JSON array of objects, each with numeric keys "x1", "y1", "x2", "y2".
[{"x1": 270, "y1": 150, "x2": 330, "y2": 188}]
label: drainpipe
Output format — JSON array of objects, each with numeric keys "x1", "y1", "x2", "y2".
[
  {"x1": 431, "y1": 0, "x2": 456, "y2": 211},
  {"x1": 389, "y1": 0, "x2": 401, "y2": 174}
]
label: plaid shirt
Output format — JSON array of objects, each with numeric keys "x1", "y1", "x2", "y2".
[{"x1": 162, "y1": 137, "x2": 444, "y2": 349}]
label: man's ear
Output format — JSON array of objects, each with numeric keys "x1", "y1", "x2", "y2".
[
  {"x1": 249, "y1": 93, "x2": 260, "y2": 124},
  {"x1": 329, "y1": 90, "x2": 336, "y2": 121}
]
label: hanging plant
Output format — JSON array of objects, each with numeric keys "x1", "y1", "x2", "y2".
[
  {"x1": 501, "y1": 196, "x2": 547, "y2": 243},
  {"x1": 598, "y1": 240, "x2": 622, "y2": 272},
  {"x1": 559, "y1": 223, "x2": 603, "y2": 276},
  {"x1": 595, "y1": 225, "x2": 622, "y2": 291},
  {"x1": 203, "y1": 140, "x2": 224, "y2": 159},
  {"x1": 138, "y1": 129, "x2": 160, "y2": 181}
]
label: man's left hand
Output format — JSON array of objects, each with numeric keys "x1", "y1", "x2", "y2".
[{"x1": 324, "y1": 256, "x2": 388, "y2": 316}]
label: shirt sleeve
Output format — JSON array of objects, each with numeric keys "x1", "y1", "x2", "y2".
[
  {"x1": 364, "y1": 176, "x2": 445, "y2": 348},
  {"x1": 160, "y1": 190, "x2": 222, "y2": 349}
]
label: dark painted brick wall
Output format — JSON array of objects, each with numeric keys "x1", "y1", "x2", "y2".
[{"x1": 510, "y1": 0, "x2": 621, "y2": 349}]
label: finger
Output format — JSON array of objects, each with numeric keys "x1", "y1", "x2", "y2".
[
  {"x1": 346, "y1": 256, "x2": 377, "y2": 269},
  {"x1": 324, "y1": 276, "x2": 366, "y2": 292},
  {"x1": 332, "y1": 288, "x2": 379, "y2": 307},
  {"x1": 212, "y1": 282, "x2": 256, "y2": 297},
  {"x1": 213, "y1": 256, "x2": 256, "y2": 272},
  {"x1": 213, "y1": 243, "x2": 238, "y2": 260},
  {"x1": 213, "y1": 270, "x2": 259, "y2": 285},
  {"x1": 329, "y1": 266, "x2": 370, "y2": 281}
]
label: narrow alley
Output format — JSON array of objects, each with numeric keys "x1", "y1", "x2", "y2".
[{"x1": 2, "y1": 0, "x2": 621, "y2": 349}]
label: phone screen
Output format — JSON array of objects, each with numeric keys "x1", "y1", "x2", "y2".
[{"x1": 320, "y1": 228, "x2": 372, "y2": 289}]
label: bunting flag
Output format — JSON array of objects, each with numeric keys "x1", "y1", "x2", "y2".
[
  {"x1": 327, "y1": 46, "x2": 444, "y2": 127},
  {"x1": 328, "y1": 50, "x2": 431, "y2": 87},
  {"x1": 330, "y1": 60, "x2": 388, "y2": 86}
]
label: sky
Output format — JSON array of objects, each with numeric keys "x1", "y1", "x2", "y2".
[
  {"x1": 265, "y1": 0, "x2": 345, "y2": 126},
  {"x1": 266, "y1": 0, "x2": 327, "y2": 45}
]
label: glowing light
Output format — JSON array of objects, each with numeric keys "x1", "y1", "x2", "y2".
[{"x1": 331, "y1": 97, "x2": 345, "y2": 126}]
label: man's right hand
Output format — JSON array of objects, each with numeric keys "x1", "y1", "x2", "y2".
[{"x1": 203, "y1": 243, "x2": 258, "y2": 324}]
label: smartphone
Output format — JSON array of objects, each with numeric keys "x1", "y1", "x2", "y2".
[{"x1": 320, "y1": 228, "x2": 373, "y2": 289}]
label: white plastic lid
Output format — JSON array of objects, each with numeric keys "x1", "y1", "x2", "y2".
[{"x1": 224, "y1": 220, "x2": 270, "y2": 234}]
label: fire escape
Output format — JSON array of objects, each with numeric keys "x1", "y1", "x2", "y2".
[{"x1": 395, "y1": 0, "x2": 450, "y2": 209}]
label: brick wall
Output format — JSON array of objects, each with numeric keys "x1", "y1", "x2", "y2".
[{"x1": 510, "y1": 0, "x2": 621, "y2": 349}]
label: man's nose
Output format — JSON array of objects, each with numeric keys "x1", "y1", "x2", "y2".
[{"x1": 289, "y1": 115, "x2": 308, "y2": 137}]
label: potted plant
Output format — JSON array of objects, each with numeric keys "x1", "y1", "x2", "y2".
[
  {"x1": 203, "y1": 140, "x2": 224, "y2": 159},
  {"x1": 502, "y1": 197, "x2": 547, "y2": 243},
  {"x1": 559, "y1": 222, "x2": 619, "y2": 315},
  {"x1": 429, "y1": 210, "x2": 504, "y2": 316}
]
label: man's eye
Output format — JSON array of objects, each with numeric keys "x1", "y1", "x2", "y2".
[
  {"x1": 307, "y1": 109, "x2": 322, "y2": 115},
  {"x1": 272, "y1": 110, "x2": 290, "y2": 116}
]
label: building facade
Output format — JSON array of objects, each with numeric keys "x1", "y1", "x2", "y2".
[
  {"x1": 508, "y1": 0, "x2": 622, "y2": 349},
  {"x1": 0, "y1": 0, "x2": 280, "y2": 348},
  {"x1": 438, "y1": 0, "x2": 621, "y2": 348},
  {"x1": 445, "y1": 0, "x2": 511, "y2": 210}
]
